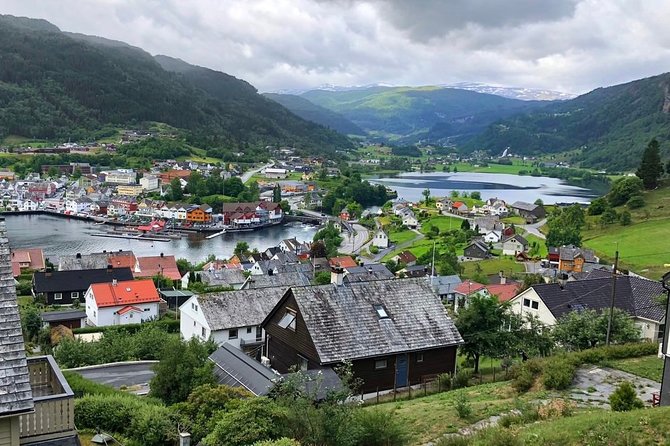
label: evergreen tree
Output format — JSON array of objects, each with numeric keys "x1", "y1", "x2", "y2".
[
  {"x1": 635, "y1": 138, "x2": 664, "y2": 189},
  {"x1": 272, "y1": 184, "x2": 282, "y2": 203}
]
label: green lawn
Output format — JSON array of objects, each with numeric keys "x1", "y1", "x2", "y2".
[
  {"x1": 420, "y1": 216, "x2": 463, "y2": 234},
  {"x1": 501, "y1": 216, "x2": 525, "y2": 225},
  {"x1": 583, "y1": 218, "x2": 670, "y2": 279},
  {"x1": 450, "y1": 161, "x2": 530, "y2": 175},
  {"x1": 389, "y1": 229, "x2": 419, "y2": 245},
  {"x1": 524, "y1": 233, "x2": 548, "y2": 258},
  {"x1": 369, "y1": 382, "x2": 522, "y2": 445},
  {"x1": 462, "y1": 257, "x2": 525, "y2": 280},
  {"x1": 608, "y1": 355, "x2": 663, "y2": 382}
]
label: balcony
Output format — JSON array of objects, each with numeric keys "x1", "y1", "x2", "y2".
[{"x1": 20, "y1": 355, "x2": 77, "y2": 445}]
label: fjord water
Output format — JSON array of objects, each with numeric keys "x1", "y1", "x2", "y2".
[
  {"x1": 370, "y1": 172, "x2": 597, "y2": 204},
  {"x1": 4, "y1": 214, "x2": 317, "y2": 264}
]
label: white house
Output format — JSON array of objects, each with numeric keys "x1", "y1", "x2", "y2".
[
  {"x1": 402, "y1": 212, "x2": 419, "y2": 229},
  {"x1": 66, "y1": 197, "x2": 93, "y2": 214},
  {"x1": 104, "y1": 169, "x2": 136, "y2": 185},
  {"x1": 21, "y1": 198, "x2": 40, "y2": 211},
  {"x1": 263, "y1": 168, "x2": 288, "y2": 179},
  {"x1": 501, "y1": 234, "x2": 529, "y2": 256},
  {"x1": 483, "y1": 230, "x2": 502, "y2": 243},
  {"x1": 140, "y1": 174, "x2": 160, "y2": 191},
  {"x1": 508, "y1": 276, "x2": 665, "y2": 342},
  {"x1": 371, "y1": 229, "x2": 389, "y2": 249},
  {"x1": 179, "y1": 288, "x2": 286, "y2": 350},
  {"x1": 85, "y1": 279, "x2": 161, "y2": 327}
]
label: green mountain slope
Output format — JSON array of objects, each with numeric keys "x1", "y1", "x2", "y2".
[
  {"x1": 465, "y1": 73, "x2": 670, "y2": 170},
  {"x1": 263, "y1": 93, "x2": 366, "y2": 136},
  {"x1": 301, "y1": 86, "x2": 546, "y2": 143},
  {"x1": 0, "y1": 15, "x2": 352, "y2": 153}
]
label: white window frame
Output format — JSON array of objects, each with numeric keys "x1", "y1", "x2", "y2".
[
  {"x1": 228, "y1": 328, "x2": 238, "y2": 340},
  {"x1": 71, "y1": 292, "x2": 79, "y2": 299},
  {"x1": 374, "y1": 359, "x2": 388, "y2": 370},
  {"x1": 54, "y1": 292, "x2": 62, "y2": 300}
]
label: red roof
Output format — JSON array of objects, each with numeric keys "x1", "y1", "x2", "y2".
[
  {"x1": 454, "y1": 280, "x2": 486, "y2": 295},
  {"x1": 328, "y1": 256, "x2": 358, "y2": 268},
  {"x1": 452, "y1": 201, "x2": 465, "y2": 208},
  {"x1": 135, "y1": 255, "x2": 181, "y2": 280},
  {"x1": 11, "y1": 248, "x2": 45, "y2": 270},
  {"x1": 116, "y1": 305, "x2": 143, "y2": 315},
  {"x1": 486, "y1": 284, "x2": 520, "y2": 302},
  {"x1": 108, "y1": 253, "x2": 137, "y2": 270},
  {"x1": 90, "y1": 279, "x2": 160, "y2": 308},
  {"x1": 395, "y1": 250, "x2": 417, "y2": 264}
]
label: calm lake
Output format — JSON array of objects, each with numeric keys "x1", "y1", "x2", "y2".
[
  {"x1": 370, "y1": 172, "x2": 597, "y2": 204},
  {"x1": 4, "y1": 214, "x2": 317, "y2": 264}
]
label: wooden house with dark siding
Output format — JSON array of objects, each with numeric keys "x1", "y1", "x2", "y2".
[{"x1": 262, "y1": 273, "x2": 463, "y2": 394}]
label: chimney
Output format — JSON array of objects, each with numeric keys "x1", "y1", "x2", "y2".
[
  {"x1": 76, "y1": 252, "x2": 82, "y2": 259},
  {"x1": 268, "y1": 268, "x2": 274, "y2": 276},
  {"x1": 331, "y1": 266, "x2": 344, "y2": 286},
  {"x1": 107, "y1": 263, "x2": 113, "y2": 272},
  {"x1": 160, "y1": 252, "x2": 164, "y2": 258},
  {"x1": 179, "y1": 432, "x2": 191, "y2": 446},
  {"x1": 112, "y1": 279, "x2": 118, "y2": 286}
]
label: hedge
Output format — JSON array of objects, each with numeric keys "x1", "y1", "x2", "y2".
[
  {"x1": 512, "y1": 342, "x2": 658, "y2": 393},
  {"x1": 72, "y1": 318, "x2": 180, "y2": 335},
  {"x1": 63, "y1": 371, "x2": 120, "y2": 398}
]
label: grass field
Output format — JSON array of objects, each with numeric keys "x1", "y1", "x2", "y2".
[
  {"x1": 420, "y1": 216, "x2": 463, "y2": 234},
  {"x1": 524, "y1": 233, "x2": 548, "y2": 258},
  {"x1": 462, "y1": 257, "x2": 525, "y2": 279},
  {"x1": 501, "y1": 216, "x2": 525, "y2": 225},
  {"x1": 608, "y1": 355, "x2": 663, "y2": 382},
  {"x1": 583, "y1": 218, "x2": 670, "y2": 279},
  {"x1": 449, "y1": 161, "x2": 531, "y2": 175},
  {"x1": 369, "y1": 382, "x2": 522, "y2": 445},
  {"x1": 389, "y1": 229, "x2": 419, "y2": 245}
]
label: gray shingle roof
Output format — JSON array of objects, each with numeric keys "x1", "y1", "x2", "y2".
[
  {"x1": 209, "y1": 343, "x2": 278, "y2": 395},
  {"x1": 200, "y1": 269, "x2": 247, "y2": 287},
  {"x1": 244, "y1": 272, "x2": 312, "y2": 289},
  {"x1": 288, "y1": 278, "x2": 463, "y2": 364},
  {"x1": 343, "y1": 264, "x2": 395, "y2": 283},
  {"x1": 430, "y1": 275, "x2": 462, "y2": 296},
  {"x1": 510, "y1": 201, "x2": 538, "y2": 212},
  {"x1": 559, "y1": 245, "x2": 597, "y2": 262},
  {"x1": 532, "y1": 276, "x2": 665, "y2": 322},
  {"x1": 199, "y1": 287, "x2": 288, "y2": 331},
  {"x1": 0, "y1": 218, "x2": 34, "y2": 416}
]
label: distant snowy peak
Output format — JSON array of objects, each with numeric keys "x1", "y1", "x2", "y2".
[
  {"x1": 271, "y1": 83, "x2": 394, "y2": 95},
  {"x1": 443, "y1": 82, "x2": 576, "y2": 101}
]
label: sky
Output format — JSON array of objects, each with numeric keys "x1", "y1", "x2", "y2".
[{"x1": 2, "y1": 0, "x2": 670, "y2": 94}]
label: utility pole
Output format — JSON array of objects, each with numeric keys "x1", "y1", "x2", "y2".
[
  {"x1": 660, "y1": 271, "x2": 670, "y2": 406},
  {"x1": 605, "y1": 248, "x2": 619, "y2": 346}
]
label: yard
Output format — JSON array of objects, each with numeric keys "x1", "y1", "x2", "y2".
[
  {"x1": 583, "y1": 218, "x2": 670, "y2": 279},
  {"x1": 524, "y1": 233, "x2": 548, "y2": 258},
  {"x1": 420, "y1": 216, "x2": 464, "y2": 234},
  {"x1": 389, "y1": 229, "x2": 419, "y2": 245},
  {"x1": 461, "y1": 257, "x2": 525, "y2": 279},
  {"x1": 607, "y1": 355, "x2": 663, "y2": 382}
]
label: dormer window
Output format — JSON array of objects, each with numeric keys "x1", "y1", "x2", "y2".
[
  {"x1": 278, "y1": 308, "x2": 297, "y2": 331},
  {"x1": 373, "y1": 304, "x2": 389, "y2": 319}
]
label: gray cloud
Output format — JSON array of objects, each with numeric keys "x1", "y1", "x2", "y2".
[{"x1": 1, "y1": 0, "x2": 669, "y2": 95}]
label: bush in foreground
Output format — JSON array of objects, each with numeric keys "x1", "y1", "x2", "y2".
[{"x1": 609, "y1": 381, "x2": 644, "y2": 412}]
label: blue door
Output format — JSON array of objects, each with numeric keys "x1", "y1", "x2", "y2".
[{"x1": 395, "y1": 354, "x2": 408, "y2": 387}]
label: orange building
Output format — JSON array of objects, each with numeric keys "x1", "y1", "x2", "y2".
[
  {"x1": 558, "y1": 245, "x2": 597, "y2": 273},
  {"x1": 186, "y1": 204, "x2": 212, "y2": 222}
]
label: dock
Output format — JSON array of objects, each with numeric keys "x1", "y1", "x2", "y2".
[
  {"x1": 205, "y1": 230, "x2": 227, "y2": 239},
  {"x1": 91, "y1": 233, "x2": 172, "y2": 242}
]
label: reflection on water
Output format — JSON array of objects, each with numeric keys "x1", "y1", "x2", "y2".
[
  {"x1": 4, "y1": 214, "x2": 317, "y2": 263},
  {"x1": 370, "y1": 172, "x2": 596, "y2": 204}
]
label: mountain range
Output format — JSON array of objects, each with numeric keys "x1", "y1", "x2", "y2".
[{"x1": 0, "y1": 14, "x2": 352, "y2": 154}]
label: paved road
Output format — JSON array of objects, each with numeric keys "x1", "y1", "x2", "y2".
[
  {"x1": 69, "y1": 362, "x2": 156, "y2": 394},
  {"x1": 339, "y1": 223, "x2": 370, "y2": 255},
  {"x1": 241, "y1": 161, "x2": 274, "y2": 184},
  {"x1": 520, "y1": 218, "x2": 547, "y2": 240},
  {"x1": 362, "y1": 228, "x2": 425, "y2": 262}
]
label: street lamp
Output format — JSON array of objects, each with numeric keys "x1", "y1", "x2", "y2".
[{"x1": 659, "y1": 271, "x2": 670, "y2": 406}]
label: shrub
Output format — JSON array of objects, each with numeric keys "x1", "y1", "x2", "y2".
[
  {"x1": 126, "y1": 404, "x2": 178, "y2": 446},
  {"x1": 63, "y1": 371, "x2": 120, "y2": 398},
  {"x1": 74, "y1": 394, "x2": 145, "y2": 435},
  {"x1": 626, "y1": 195, "x2": 645, "y2": 209},
  {"x1": 609, "y1": 381, "x2": 644, "y2": 411},
  {"x1": 353, "y1": 409, "x2": 410, "y2": 446},
  {"x1": 453, "y1": 392, "x2": 472, "y2": 419},
  {"x1": 369, "y1": 245, "x2": 379, "y2": 254},
  {"x1": 542, "y1": 357, "x2": 576, "y2": 390},
  {"x1": 451, "y1": 369, "x2": 470, "y2": 390},
  {"x1": 253, "y1": 439, "x2": 301, "y2": 446},
  {"x1": 203, "y1": 398, "x2": 288, "y2": 446},
  {"x1": 537, "y1": 399, "x2": 575, "y2": 419},
  {"x1": 511, "y1": 366, "x2": 536, "y2": 393}
]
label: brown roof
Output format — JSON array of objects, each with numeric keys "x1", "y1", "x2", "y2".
[
  {"x1": 135, "y1": 254, "x2": 181, "y2": 280},
  {"x1": 11, "y1": 248, "x2": 45, "y2": 270}
]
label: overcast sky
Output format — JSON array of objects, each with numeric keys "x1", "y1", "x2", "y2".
[{"x1": 3, "y1": 0, "x2": 670, "y2": 94}]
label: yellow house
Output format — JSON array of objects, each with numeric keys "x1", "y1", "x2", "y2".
[{"x1": 116, "y1": 184, "x2": 144, "y2": 196}]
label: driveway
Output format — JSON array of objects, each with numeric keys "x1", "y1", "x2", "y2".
[
  {"x1": 241, "y1": 161, "x2": 274, "y2": 184},
  {"x1": 569, "y1": 365, "x2": 660, "y2": 408},
  {"x1": 519, "y1": 218, "x2": 547, "y2": 240},
  {"x1": 68, "y1": 361, "x2": 157, "y2": 395}
]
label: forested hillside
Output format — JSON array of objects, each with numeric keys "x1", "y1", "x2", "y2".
[
  {"x1": 465, "y1": 73, "x2": 670, "y2": 170},
  {"x1": 263, "y1": 93, "x2": 366, "y2": 136},
  {"x1": 300, "y1": 86, "x2": 546, "y2": 143},
  {"x1": 0, "y1": 15, "x2": 352, "y2": 153}
]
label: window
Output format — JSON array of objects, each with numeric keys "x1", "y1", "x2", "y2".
[
  {"x1": 298, "y1": 355, "x2": 308, "y2": 371},
  {"x1": 54, "y1": 292, "x2": 62, "y2": 300},
  {"x1": 523, "y1": 298, "x2": 531, "y2": 308},
  {"x1": 247, "y1": 327, "x2": 252, "y2": 334},
  {"x1": 374, "y1": 359, "x2": 388, "y2": 370},
  {"x1": 144, "y1": 308, "x2": 150, "y2": 312},
  {"x1": 93, "y1": 311, "x2": 96, "y2": 318},
  {"x1": 129, "y1": 313, "x2": 133, "y2": 318},
  {"x1": 278, "y1": 309, "x2": 297, "y2": 330},
  {"x1": 71, "y1": 292, "x2": 79, "y2": 299},
  {"x1": 229, "y1": 329, "x2": 238, "y2": 340},
  {"x1": 531, "y1": 301, "x2": 539, "y2": 310},
  {"x1": 256, "y1": 326, "x2": 263, "y2": 341},
  {"x1": 373, "y1": 304, "x2": 389, "y2": 319},
  {"x1": 416, "y1": 353, "x2": 424, "y2": 363},
  {"x1": 201, "y1": 327, "x2": 206, "y2": 338}
]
